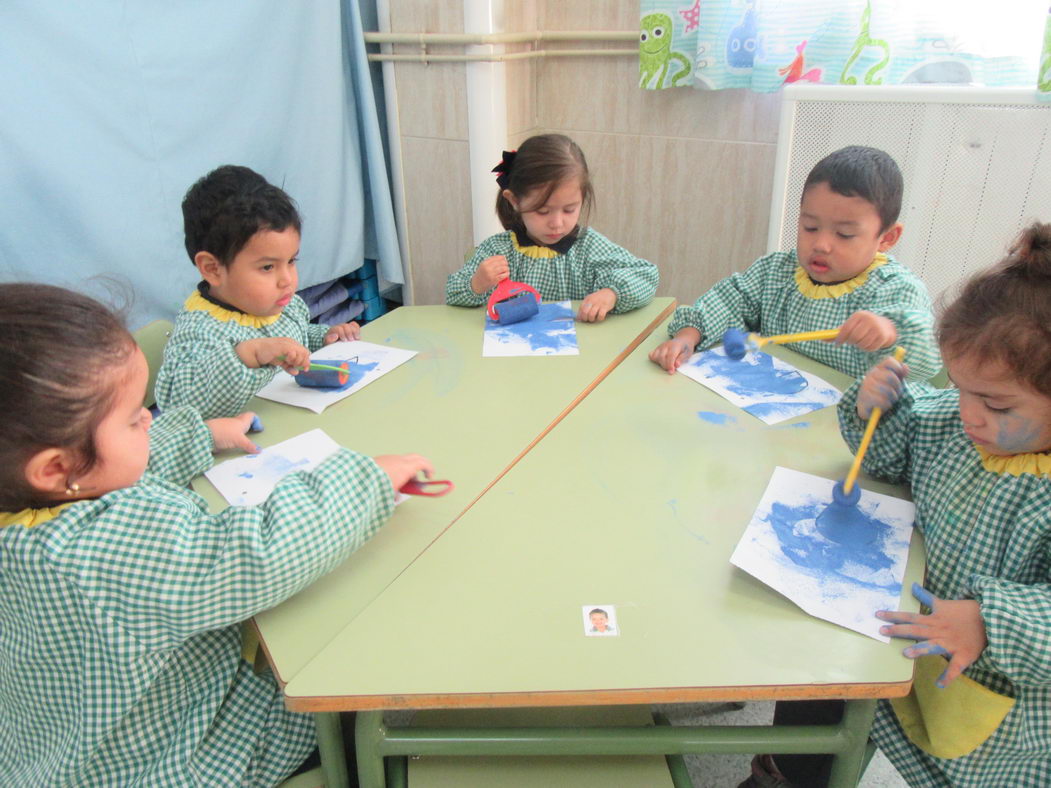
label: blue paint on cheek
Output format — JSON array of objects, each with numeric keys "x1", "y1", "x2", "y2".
[
  {"x1": 707, "y1": 352, "x2": 808, "y2": 397},
  {"x1": 765, "y1": 500, "x2": 898, "y2": 592},
  {"x1": 697, "y1": 411, "x2": 735, "y2": 425},
  {"x1": 995, "y1": 414, "x2": 1043, "y2": 453}
]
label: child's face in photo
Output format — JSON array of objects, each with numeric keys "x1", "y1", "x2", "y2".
[
  {"x1": 947, "y1": 352, "x2": 1051, "y2": 456},
  {"x1": 796, "y1": 181, "x2": 900, "y2": 284},
  {"x1": 74, "y1": 347, "x2": 153, "y2": 497},
  {"x1": 509, "y1": 178, "x2": 582, "y2": 247},
  {"x1": 590, "y1": 612, "x2": 609, "y2": 631},
  {"x1": 204, "y1": 227, "x2": 301, "y2": 316}
]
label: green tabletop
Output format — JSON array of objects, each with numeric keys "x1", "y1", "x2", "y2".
[
  {"x1": 192, "y1": 299, "x2": 675, "y2": 687},
  {"x1": 282, "y1": 325, "x2": 923, "y2": 708}
]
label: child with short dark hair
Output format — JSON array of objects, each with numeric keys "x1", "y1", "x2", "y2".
[
  {"x1": 745, "y1": 222, "x2": 1051, "y2": 787},
  {"x1": 0, "y1": 284, "x2": 432, "y2": 785},
  {"x1": 445, "y1": 133, "x2": 659, "y2": 323},
  {"x1": 651, "y1": 146, "x2": 941, "y2": 381},
  {"x1": 155, "y1": 164, "x2": 362, "y2": 418}
]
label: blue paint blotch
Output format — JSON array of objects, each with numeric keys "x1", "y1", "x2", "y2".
[
  {"x1": 764, "y1": 500, "x2": 900, "y2": 593},
  {"x1": 485, "y1": 302, "x2": 577, "y2": 353},
  {"x1": 699, "y1": 351, "x2": 808, "y2": 397},
  {"x1": 697, "y1": 411, "x2": 735, "y2": 425}
]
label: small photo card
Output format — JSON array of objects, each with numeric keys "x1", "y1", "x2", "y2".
[{"x1": 582, "y1": 605, "x2": 618, "y2": 637}]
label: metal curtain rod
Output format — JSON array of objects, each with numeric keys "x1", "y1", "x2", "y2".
[{"x1": 363, "y1": 29, "x2": 637, "y2": 63}]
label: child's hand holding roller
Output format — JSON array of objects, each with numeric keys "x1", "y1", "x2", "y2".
[
  {"x1": 857, "y1": 354, "x2": 910, "y2": 419},
  {"x1": 834, "y1": 310, "x2": 897, "y2": 352},
  {"x1": 470, "y1": 255, "x2": 510, "y2": 294},
  {"x1": 374, "y1": 453, "x2": 435, "y2": 494},
  {"x1": 235, "y1": 337, "x2": 310, "y2": 374}
]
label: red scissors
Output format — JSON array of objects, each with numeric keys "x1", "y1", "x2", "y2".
[{"x1": 399, "y1": 478, "x2": 455, "y2": 497}]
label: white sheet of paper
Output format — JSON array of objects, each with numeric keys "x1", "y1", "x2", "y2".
[
  {"x1": 678, "y1": 346, "x2": 841, "y2": 425},
  {"x1": 256, "y1": 340, "x2": 417, "y2": 414},
  {"x1": 482, "y1": 300, "x2": 580, "y2": 357},
  {"x1": 205, "y1": 428, "x2": 341, "y2": 506},
  {"x1": 730, "y1": 467, "x2": 915, "y2": 642}
]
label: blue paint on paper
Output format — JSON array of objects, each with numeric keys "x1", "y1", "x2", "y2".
[
  {"x1": 764, "y1": 500, "x2": 900, "y2": 594},
  {"x1": 702, "y1": 351, "x2": 808, "y2": 397},
  {"x1": 343, "y1": 358, "x2": 379, "y2": 386},
  {"x1": 697, "y1": 411, "x2": 735, "y2": 425},
  {"x1": 485, "y1": 302, "x2": 578, "y2": 353},
  {"x1": 237, "y1": 471, "x2": 254, "y2": 479}
]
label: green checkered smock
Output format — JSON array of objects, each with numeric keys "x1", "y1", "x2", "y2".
[
  {"x1": 838, "y1": 383, "x2": 1051, "y2": 787},
  {"x1": 155, "y1": 290, "x2": 330, "y2": 419},
  {"x1": 445, "y1": 228, "x2": 658, "y2": 314},
  {"x1": 0, "y1": 407, "x2": 395, "y2": 787},
  {"x1": 667, "y1": 251, "x2": 941, "y2": 381}
]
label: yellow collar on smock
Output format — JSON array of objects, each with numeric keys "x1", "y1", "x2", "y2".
[
  {"x1": 510, "y1": 228, "x2": 578, "y2": 259},
  {"x1": 975, "y1": 445, "x2": 1051, "y2": 477},
  {"x1": 794, "y1": 253, "x2": 888, "y2": 300},
  {"x1": 184, "y1": 291, "x2": 282, "y2": 329},
  {"x1": 0, "y1": 502, "x2": 76, "y2": 529}
]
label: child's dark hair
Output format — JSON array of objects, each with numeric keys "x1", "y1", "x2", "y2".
[
  {"x1": 182, "y1": 164, "x2": 301, "y2": 266},
  {"x1": 495, "y1": 134, "x2": 594, "y2": 232},
  {"x1": 0, "y1": 284, "x2": 135, "y2": 510},
  {"x1": 802, "y1": 146, "x2": 903, "y2": 232},
  {"x1": 939, "y1": 221, "x2": 1051, "y2": 394}
]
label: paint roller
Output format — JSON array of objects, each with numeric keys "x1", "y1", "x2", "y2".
[
  {"x1": 722, "y1": 327, "x2": 841, "y2": 360},
  {"x1": 818, "y1": 346, "x2": 907, "y2": 529},
  {"x1": 486, "y1": 279, "x2": 541, "y2": 325},
  {"x1": 293, "y1": 360, "x2": 355, "y2": 389}
]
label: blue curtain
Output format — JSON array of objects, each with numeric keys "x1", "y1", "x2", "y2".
[
  {"x1": 0, "y1": 0, "x2": 402, "y2": 329},
  {"x1": 639, "y1": 0, "x2": 1045, "y2": 93}
]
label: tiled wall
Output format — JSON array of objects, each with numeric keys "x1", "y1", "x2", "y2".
[{"x1": 385, "y1": 0, "x2": 782, "y2": 307}]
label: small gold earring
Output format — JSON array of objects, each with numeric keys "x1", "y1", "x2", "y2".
[{"x1": 65, "y1": 481, "x2": 80, "y2": 496}]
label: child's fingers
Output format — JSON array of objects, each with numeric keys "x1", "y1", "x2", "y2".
[
  {"x1": 903, "y1": 641, "x2": 951, "y2": 659},
  {"x1": 911, "y1": 582, "x2": 937, "y2": 608}
]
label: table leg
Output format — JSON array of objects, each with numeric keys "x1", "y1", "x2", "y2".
[
  {"x1": 827, "y1": 699, "x2": 876, "y2": 788},
  {"x1": 315, "y1": 712, "x2": 350, "y2": 788},
  {"x1": 355, "y1": 709, "x2": 388, "y2": 788}
]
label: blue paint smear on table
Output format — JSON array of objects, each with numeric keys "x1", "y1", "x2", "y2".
[
  {"x1": 697, "y1": 411, "x2": 735, "y2": 425},
  {"x1": 764, "y1": 500, "x2": 899, "y2": 594},
  {"x1": 485, "y1": 302, "x2": 577, "y2": 353}
]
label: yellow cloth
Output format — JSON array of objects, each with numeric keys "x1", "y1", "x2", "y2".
[
  {"x1": 0, "y1": 502, "x2": 76, "y2": 529},
  {"x1": 183, "y1": 291, "x2": 282, "y2": 329},
  {"x1": 975, "y1": 445, "x2": 1051, "y2": 477},
  {"x1": 793, "y1": 253, "x2": 888, "y2": 299},
  {"x1": 511, "y1": 232, "x2": 561, "y2": 260},
  {"x1": 890, "y1": 655, "x2": 1015, "y2": 759}
]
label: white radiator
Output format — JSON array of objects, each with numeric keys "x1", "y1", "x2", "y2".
[{"x1": 768, "y1": 85, "x2": 1051, "y2": 302}]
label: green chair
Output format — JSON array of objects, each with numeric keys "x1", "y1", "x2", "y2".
[{"x1": 132, "y1": 319, "x2": 172, "y2": 409}]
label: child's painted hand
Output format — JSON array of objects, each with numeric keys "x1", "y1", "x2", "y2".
[
  {"x1": 206, "y1": 412, "x2": 261, "y2": 454},
  {"x1": 648, "y1": 327, "x2": 701, "y2": 374},
  {"x1": 578, "y1": 288, "x2": 617, "y2": 322},
  {"x1": 857, "y1": 355, "x2": 909, "y2": 419},
  {"x1": 876, "y1": 583, "x2": 988, "y2": 688},
  {"x1": 470, "y1": 255, "x2": 510, "y2": 294},
  {"x1": 235, "y1": 337, "x2": 310, "y2": 374},
  {"x1": 373, "y1": 453, "x2": 435, "y2": 493},
  {"x1": 325, "y1": 321, "x2": 361, "y2": 344},
  {"x1": 834, "y1": 310, "x2": 897, "y2": 351}
]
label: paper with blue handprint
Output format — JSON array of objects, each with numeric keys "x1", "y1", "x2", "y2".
[{"x1": 678, "y1": 346, "x2": 840, "y2": 424}]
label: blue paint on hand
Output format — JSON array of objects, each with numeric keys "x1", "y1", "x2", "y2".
[
  {"x1": 911, "y1": 582, "x2": 936, "y2": 609},
  {"x1": 765, "y1": 499, "x2": 898, "y2": 592}
]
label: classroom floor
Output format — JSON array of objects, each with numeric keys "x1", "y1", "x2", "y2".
[{"x1": 656, "y1": 701, "x2": 907, "y2": 788}]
